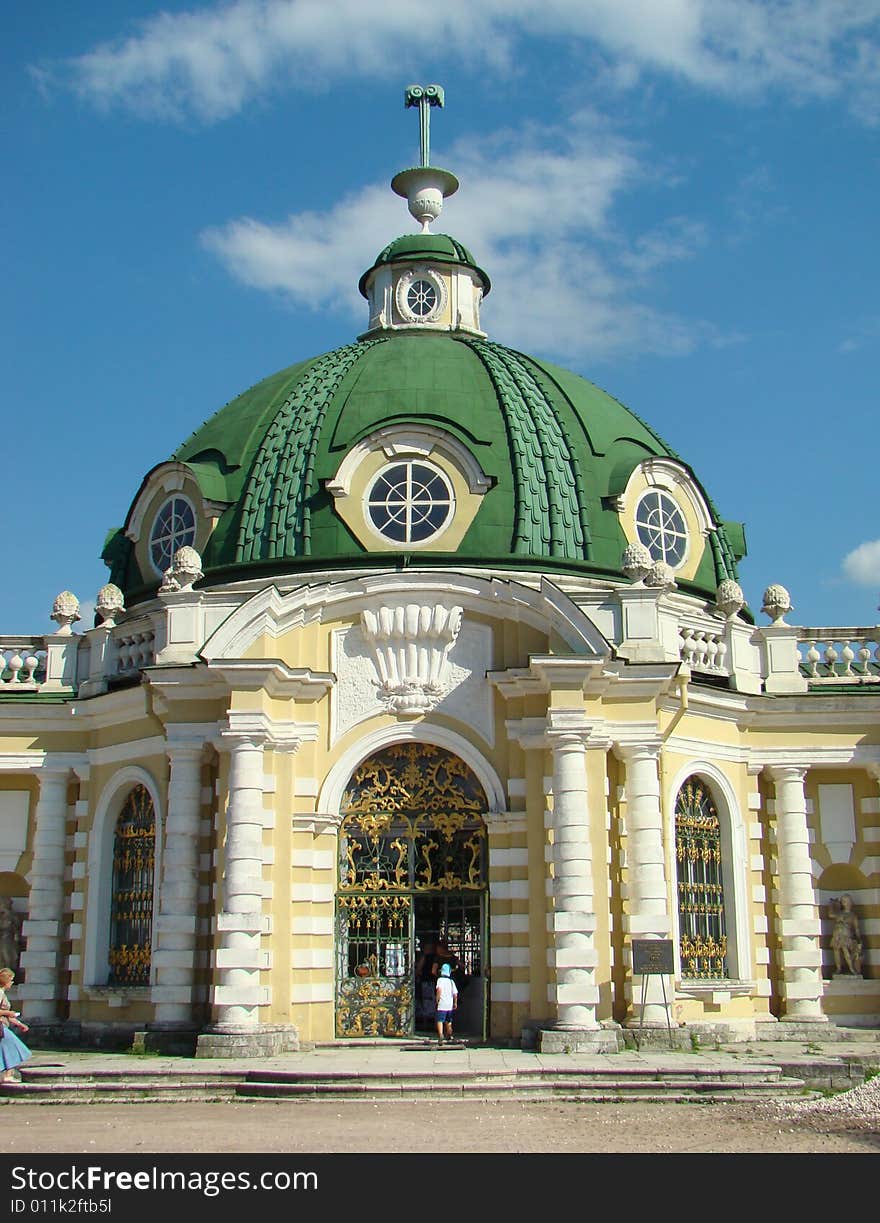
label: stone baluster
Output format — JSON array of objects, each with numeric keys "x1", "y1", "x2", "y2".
[
  {"x1": 18, "y1": 764, "x2": 73, "y2": 1023},
  {"x1": 151, "y1": 736, "x2": 205, "y2": 1030},
  {"x1": 765, "y1": 765, "x2": 827, "y2": 1023},
  {"x1": 546, "y1": 728, "x2": 599, "y2": 1032},
  {"x1": 616, "y1": 741, "x2": 671, "y2": 1027}
]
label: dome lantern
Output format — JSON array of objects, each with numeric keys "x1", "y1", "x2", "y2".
[{"x1": 359, "y1": 85, "x2": 489, "y2": 340}]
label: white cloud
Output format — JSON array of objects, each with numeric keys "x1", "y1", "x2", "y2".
[
  {"x1": 838, "y1": 316, "x2": 880, "y2": 353},
  {"x1": 39, "y1": 0, "x2": 880, "y2": 123},
  {"x1": 842, "y1": 539, "x2": 880, "y2": 586},
  {"x1": 202, "y1": 114, "x2": 715, "y2": 361}
]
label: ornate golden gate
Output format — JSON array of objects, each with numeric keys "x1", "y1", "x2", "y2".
[{"x1": 335, "y1": 743, "x2": 488, "y2": 1037}]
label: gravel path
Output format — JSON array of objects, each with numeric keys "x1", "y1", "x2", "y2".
[{"x1": 2, "y1": 1091, "x2": 878, "y2": 1155}]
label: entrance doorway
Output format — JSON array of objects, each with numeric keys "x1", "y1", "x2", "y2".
[
  {"x1": 335, "y1": 743, "x2": 488, "y2": 1039},
  {"x1": 413, "y1": 894, "x2": 485, "y2": 1038}
]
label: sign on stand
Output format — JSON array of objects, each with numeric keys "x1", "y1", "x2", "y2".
[{"x1": 631, "y1": 938, "x2": 675, "y2": 1050}]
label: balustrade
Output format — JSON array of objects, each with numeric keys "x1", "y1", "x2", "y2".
[
  {"x1": 0, "y1": 638, "x2": 48, "y2": 689},
  {"x1": 113, "y1": 625, "x2": 156, "y2": 675},
  {"x1": 678, "y1": 624, "x2": 728, "y2": 675},
  {"x1": 797, "y1": 630, "x2": 880, "y2": 685}
]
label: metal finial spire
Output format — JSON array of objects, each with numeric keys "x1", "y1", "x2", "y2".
[
  {"x1": 392, "y1": 84, "x2": 457, "y2": 233},
  {"x1": 404, "y1": 84, "x2": 445, "y2": 168}
]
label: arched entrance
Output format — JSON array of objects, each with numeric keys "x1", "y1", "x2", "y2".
[{"x1": 335, "y1": 743, "x2": 488, "y2": 1038}]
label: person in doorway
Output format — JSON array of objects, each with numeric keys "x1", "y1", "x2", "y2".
[
  {"x1": 0, "y1": 967, "x2": 30, "y2": 1085},
  {"x1": 435, "y1": 962, "x2": 458, "y2": 1047}
]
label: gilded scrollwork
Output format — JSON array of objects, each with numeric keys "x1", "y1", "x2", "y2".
[
  {"x1": 335, "y1": 744, "x2": 488, "y2": 1037},
  {"x1": 675, "y1": 779, "x2": 728, "y2": 980}
]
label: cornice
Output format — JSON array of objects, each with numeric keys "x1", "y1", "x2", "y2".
[{"x1": 204, "y1": 659, "x2": 335, "y2": 701}]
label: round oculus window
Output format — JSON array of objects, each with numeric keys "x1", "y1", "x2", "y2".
[
  {"x1": 406, "y1": 279, "x2": 438, "y2": 318},
  {"x1": 635, "y1": 489, "x2": 688, "y2": 567},
  {"x1": 366, "y1": 461, "x2": 455, "y2": 545},
  {"x1": 149, "y1": 495, "x2": 196, "y2": 575}
]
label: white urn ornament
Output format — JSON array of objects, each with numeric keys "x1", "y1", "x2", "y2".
[
  {"x1": 715, "y1": 579, "x2": 744, "y2": 621},
  {"x1": 50, "y1": 591, "x2": 81, "y2": 634},
  {"x1": 644, "y1": 561, "x2": 676, "y2": 590},
  {"x1": 621, "y1": 542, "x2": 653, "y2": 584},
  {"x1": 761, "y1": 583, "x2": 792, "y2": 625},
  {"x1": 95, "y1": 583, "x2": 126, "y2": 628},
  {"x1": 160, "y1": 546, "x2": 204, "y2": 594}
]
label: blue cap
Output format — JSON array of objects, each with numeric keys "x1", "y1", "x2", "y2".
[{"x1": 440, "y1": 963, "x2": 452, "y2": 977}]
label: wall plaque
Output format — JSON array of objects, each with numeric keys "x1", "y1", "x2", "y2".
[{"x1": 632, "y1": 938, "x2": 674, "y2": 975}]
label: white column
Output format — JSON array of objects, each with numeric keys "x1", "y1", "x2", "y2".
[
  {"x1": 213, "y1": 731, "x2": 266, "y2": 1029},
  {"x1": 18, "y1": 766, "x2": 70, "y2": 1020},
  {"x1": 766, "y1": 765, "x2": 826, "y2": 1022},
  {"x1": 547, "y1": 731, "x2": 599, "y2": 1030},
  {"x1": 151, "y1": 738, "x2": 204, "y2": 1026},
  {"x1": 617, "y1": 742, "x2": 671, "y2": 1026}
]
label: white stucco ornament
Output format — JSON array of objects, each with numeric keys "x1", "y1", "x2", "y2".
[
  {"x1": 644, "y1": 561, "x2": 676, "y2": 590},
  {"x1": 621, "y1": 542, "x2": 653, "y2": 584},
  {"x1": 761, "y1": 583, "x2": 792, "y2": 625},
  {"x1": 361, "y1": 603, "x2": 463, "y2": 716},
  {"x1": 50, "y1": 590, "x2": 81, "y2": 634},
  {"x1": 715, "y1": 579, "x2": 744, "y2": 620},
  {"x1": 95, "y1": 583, "x2": 126, "y2": 628},
  {"x1": 160, "y1": 546, "x2": 204, "y2": 594}
]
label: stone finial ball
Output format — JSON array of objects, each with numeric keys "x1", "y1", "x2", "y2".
[
  {"x1": 716, "y1": 579, "x2": 744, "y2": 618},
  {"x1": 52, "y1": 591, "x2": 80, "y2": 618},
  {"x1": 171, "y1": 546, "x2": 203, "y2": 576},
  {"x1": 96, "y1": 584, "x2": 125, "y2": 612},
  {"x1": 621, "y1": 541, "x2": 653, "y2": 580},
  {"x1": 761, "y1": 583, "x2": 792, "y2": 622},
  {"x1": 645, "y1": 561, "x2": 676, "y2": 589}
]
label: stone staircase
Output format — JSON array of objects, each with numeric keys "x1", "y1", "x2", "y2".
[
  {"x1": 0, "y1": 1060, "x2": 810, "y2": 1106},
  {"x1": 235, "y1": 1062, "x2": 809, "y2": 1104}
]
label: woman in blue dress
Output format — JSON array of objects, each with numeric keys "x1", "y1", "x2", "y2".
[{"x1": 0, "y1": 967, "x2": 30, "y2": 1083}]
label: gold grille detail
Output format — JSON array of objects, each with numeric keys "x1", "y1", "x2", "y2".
[
  {"x1": 675, "y1": 779, "x2": 728, "y2": 980},
  {"x1": 108, "y1": 785, "x2": 154, "y2": 987}
]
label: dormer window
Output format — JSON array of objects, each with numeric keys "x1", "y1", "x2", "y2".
[
  {"x1": 149, "y1": 495, "x2": 196, "y2": 576},
  {"x1": 617, "y1": 458, "x2": 714, "y2": 581},
  {"x1": 326, "y1": 425, "x2": 490, "y2": 553},
  {"x1": 635, "y1": 489, "x2": 688, "y2": 568},
  {"x1": 366, "y1": 459, "x2": 455, "y2": 544}
]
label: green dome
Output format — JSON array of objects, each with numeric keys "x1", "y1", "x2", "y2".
[
  {"x1": 358, "y1": 234, "x2": 490, "y2": 297},
  {"x1": 109, "y1": 332, "x2": 744, "y2": 604}
]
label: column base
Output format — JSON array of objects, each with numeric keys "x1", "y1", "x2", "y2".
[
  {"x1": 536, "y1": 1027, "x2": 621, "y2": 1054},
  {"x1": 135, "y1": 1023, "x2": 200, "y2": 1057},
  {"x1": 195, "y1": 1023, "x2": 300, "y2": 1058}
]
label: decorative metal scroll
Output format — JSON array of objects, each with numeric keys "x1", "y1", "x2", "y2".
[
  {"x1": 675, "y1": 778, "x2": 728, "y2": 979},
  {"x1": 339, "y1": 743, "x2": 487, "y2": 894},
  {"x1": 335, "y1": 744, "x2": 487, "y2": 1037},
  {"x1": 108, "y1": 785, "x2": 155, "y2": 986}
]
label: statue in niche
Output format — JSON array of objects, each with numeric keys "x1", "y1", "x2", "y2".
[
  {"x1": 0, "y1": 898, "x2": 22, "y2": 974},
  {"x1": 829, "y1": 894, "x2": 863, "y2": 976}
]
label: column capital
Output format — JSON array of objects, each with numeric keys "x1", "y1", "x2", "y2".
[
  {"x1": 165, "y1": 724, "x2": 217, "y2": 761},
  {"x1": 545, "y1": 709, "x2": 608, "y2": 750},
  {"x1": 40, "y1": 752, "x2": 88, "y2": 780},
  {"x1": 613, "y1": 737, "x2": 663, "y2": 764},
  {"x1": 764, "y1": 762, "x2": 808, "y2": 784},
  {"x1": 221, "y1": 712, "x2": 319, "y2": 754}
]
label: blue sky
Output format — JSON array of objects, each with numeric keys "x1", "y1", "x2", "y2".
[{"x1": 3, "y1": 1, "x2": 880, "y2": 634}]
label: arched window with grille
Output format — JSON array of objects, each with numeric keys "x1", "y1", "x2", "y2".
[
  {"x1": 107, "y1": 785, "x2": 155, "y2": 986},
  {"x1": 675, "y1": 777, "x2": 729, "y2": 979}
]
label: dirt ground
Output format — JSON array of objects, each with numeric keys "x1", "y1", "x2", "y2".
[{"x1": 2, "y1": 1098, "x2": 878, "y2": 1154}]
